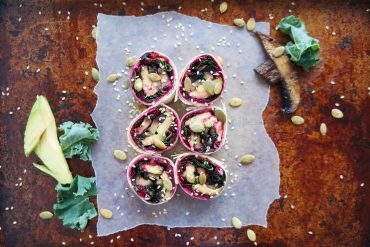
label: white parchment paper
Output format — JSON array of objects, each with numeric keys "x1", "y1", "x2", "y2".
[{"x1": 92, "y1": 12, "x2": 280, "y2": 236}]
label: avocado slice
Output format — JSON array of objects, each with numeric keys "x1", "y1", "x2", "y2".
[
  {"x1": 143, "y1": 164, "x2": 163, "y2": 175},
  {"x1": 24, "y1": 96, "x2": 73, "y2": 184},
  {"x1": 182, "y1": 164, "x2": 195, "y2": 183},
  {"x1": 192, "y1": 184, "x2": 222, "y2": 196},
  {"x1": 141, "y1": 66, "x2": 159, "y2": 97}
]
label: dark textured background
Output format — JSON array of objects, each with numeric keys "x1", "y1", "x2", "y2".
[{"x1": 0, "y1": 0, "x2": 369, "y2": 246}]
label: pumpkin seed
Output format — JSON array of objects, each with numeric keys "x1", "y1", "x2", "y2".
[
  {"x1": 113, "y1": 150, "x2": 126, "y2": 161},
  {"x1": 153, "y1": 136, "x2": 167, "y2": 149},
  {"x1": 291, "y1": 115, "x2": 304, "y2": 125},
  {"x1": 126, "y1": 56, "x2": 137, "y2": 67},
  {"x1": 107, "y1": 73, "x2": 120, "y2": 82},
  {"x1": 91, "y1": 68, "x2": 99, "y2": 82},
  {"x1": 240, "y1": 154, "x2": 255, "y2": 165},
  {"x1": 272, "y1": 46, "x2": 285, "y2": 58},
  {"x1": 231, "y1": 217, "x2": 242, "y2": 229},
  {"x1": 204, "y1": 79, "x2": 215, "y2": 96},
  {"x1": 134, "y1": 78, "x2": 143, "y2": 92},
  {"x1": 229, "y1": 97, "x2": 242, "y2": 107},
  {"x1": 163, "y1": 178, "x2": 172, "y2": 191},
  {"x1": 219, "y1": 2, "x2": 228, "y2": 14},
  {"x1": 246, "y1": 18, "x2": 256, "y2": 31},
  {"x1": 91, "y1": 27, "x2": 97, "y2": 39},
  {"x1": 184, "y1": 77, "x2": 192, "y2": 92},
  {"x1": 214, "y1": 108, "x2": 227, "y2": 124},
  {"x1": 217, "y1": 56, "x2": 224, "y2": 66},
  {"x1": 39, "y1": 211, "x2": 53, "y2": 220},
  {"x1": 100, "y1": 209, "x2": 113, "y2": 219},
  {"x1": 191, "y1": 123, "x2": 205, "y2": 133},
  {"x1": 122, "y1": 79, "x2": 130, "y2": 89},
  {"x1": 199, "y1": 173, "x2": 207, "y2": 185},
  {"x1": 331, "y1": 108, "x2": 343, "y2": 119},
  {"x1": 320, "y1": 123, "x2": 327, "y2": 136},
  {"x1": 247, "y1": 229, "x2": 256, "y2": 242},
  {"x1": 233, "y1": 18, "x2": 246, "y2": 27},
  {"x1": 148, "y1": 73, "x2": 161, "y2": 82},
  {"x1": 213, "y1": 78, "x2": 223, "y2": 95}
]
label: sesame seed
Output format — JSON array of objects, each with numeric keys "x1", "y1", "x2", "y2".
[
  {"x1": 13, "y1": 221, "x2": 17, "y2": 225},
  {"x1": 308, "y1": 231, "x2": 313, "y2": 235},
  {"x1": 332, "y1": 32, "x2": 336, "y2": 36},
  {"x1": 186, "y1": 242, "x2": 189, "y2": 246},
  {"x1": 110, "y1": 239, "x2": 113, "y2": 243},
  {"x1": 339, "y1": 175, "x2": 344, "y2": 180},
  {"x1": 62, "y1": 242, "x2": 66, "y2": 245},
  {"x1": 291, "y1": 204, "x2": 295, "y2": 209},
  {"x1": 330, "y1": 81, "x2": 335, "y2": 85},
  {"x1": 360, "y1": 183, "x2": 365, "y2": 187},
  {"x1": 90, "y1": 242, "x2": 94, "y2": 245},
  {"x1": 117, "y1": 235, "x2": 121, "y2": 239},
  {"x1": 130, "y1": 238, "x2": 134, "y2": 242}
]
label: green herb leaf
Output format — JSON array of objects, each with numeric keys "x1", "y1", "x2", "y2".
[
  {"x1": 276, "y1": 15, "x2": 320, "y2": 71},
  {"x1": 59, "y1": 121, "x2": 99, "y2": 161},
  {"x1": 53, "y1": 175, "x2": 97, "y2": 231}
]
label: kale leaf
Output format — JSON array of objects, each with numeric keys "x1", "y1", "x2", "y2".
[
  {"x1": 53, "y1": 175, "x2": 97, "y2": 231},
  {"x1": 58, "y1": 121, "x2": 99, "y2": 161},
  {"x1": 276, "y1": 15, "x2": 320, "y2": 71}
]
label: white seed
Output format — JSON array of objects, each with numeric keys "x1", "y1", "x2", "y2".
[
  {"x1": 229, "y1": 97, "x2": 242, "y2": 107},
  {"x1": 219, "y1": 2, "x2": 228, "y2": 14},
  {"x1": 113, "y1": 150, "x2": 127, "y2": 161},
  {"x1": 246, "y1": 18, "x2": 256, "y2": 31},
  {"x1": 240, "y1": 154, "x2": 255, "y2": 165},
  {"x1": 100, "y1": 209, "x2": 113, "y2": 219},
  {"x1": 107, "y1": 74, "x2": 120, "y2": 82},
  {"x1": 233, "y1": 18, "x2": 245, "y2": 27},
  {"x1": 247, "y1": 229, "x2": 256, "y2": 242},
  {"x1": 126, "y1": 56, "x2": 138, "y2": 67},
  {"x1": 272, "y1": 46, "x2": 285, "y2": 58},
  {"x1": 39, "y1": 211, "x2": 53, "y2": 220},
  {"x1": 320, "y1": 123, "x2": 327, "y2": 136},
  {"x1": 231, "y1": 217, "x2": 242, "y2": 229},
  {"x1": 91, "y1": 68, "x2": 99, "y2": 82},
  {"x1": 91, "y1": 27, "x2": 97, "y2": 39},
  {"x1": 331, "y1": 108, "x2": 343, "y2": 119},
  {"x1": 291, "y1": 115, "x2": 304, "y2": 125}
]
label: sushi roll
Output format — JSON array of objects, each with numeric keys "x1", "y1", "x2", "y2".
[
  {"x1": 175, "y1": 153, "x2": 226, "y2": 200},
  {"x1": 178, "y1": 54, "x2": 225, "y2": 106},
  {"x1": 127, "y1": 155, "x2": 177, "y2": 205},
  {"x1": 130, "y1": 51, "x2": 177, "y2": 105},
  {"x1": 128, "y1": 104, "x2": 180, "y2": 154},
  {"x1": 179, "y1": 106, "x2": 227, "y2": 154}
]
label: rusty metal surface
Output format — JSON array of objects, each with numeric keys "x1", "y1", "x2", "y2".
[{"x1": 0, "y1": 0, "x2": 369, "y2": 246}]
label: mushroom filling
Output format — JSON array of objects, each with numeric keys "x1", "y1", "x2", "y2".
[
  {"x1": 178, "y1": 155, "x2": 226, "y2": 199},
  {"x1": 181, "y1": 109, "x2": 224, "y2": 153},
  {"x1": 129, "y1": 157, "x2": 175, "y2": 204},
  {"x1": 130, "y1": 106, "x2": 178, "y2": 151},
  {"x1": 180, "y1": 55, "x2": 224, "y2": 104},
  {"x1": 131, "y1": 52, "x2": 175, "y2": 103}
]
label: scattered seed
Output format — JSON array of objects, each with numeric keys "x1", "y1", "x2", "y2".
[
  {"x1": 100, "y1": 209, "x2": 113, "y2": 219},
  {"x1": 113, "y1": 150, "x2": 127, "y2": 161},
  {"x1": 233, "y1": 18, "x2": 246, "y2": 27},
  {"x1": 229, "y1": 97, "x2": 242, "y2": 107},
  {"x1": 246, "y1": 18, "x2": 256, "y2": 31},
  {"x1": 199, "y1": 173, "x2": 207, "y2": 185},
  {"x1": 134, "y1": 78, "x2": 143, "y2": 91},
  {"x1": 247, "y1": 229, "x2": 256, "y2": 242},
  {"x1": 91, "y1": 27, "x2": 97, "y2": 39},
  {"x1": 122, "y1": 79, "x2": 130, "y2": 89},
  {"x1": 272, "y1": 46, "x2": 285, "y2": 58},
  {"x1": 320, "y1": 123, "x2": 327, "y2": 136},
  {"x1": 126, "y1": 56, "x2": 138, "y2": 67},
  {"x1": 240, "y1": 154, "x2": 255, "y2": 165},
  {"x1": 216, "y1": 56, "x2": 224, "y2": 66},
  {"x1": 331, "y1": 108, "x2": 343, "y2": 119},
  {"x1": 39, "y1": 211, "x2": 53, "y2": 220},
  {"x1": 219, "y1": 2, "x2": 228, "y2": 14},
  {"x1": 291, "y1": 115, "x2": 304, "y2": 125},
  {"x1": 214, "y1": 108, "x2": 227, "y2": 124},
  {"x1": 91, "y1": 68, "x2": 99, "y2": 82},
  {"x1": 231, "y1": 217, "x2": 242, "y2": 229},
  {"x1": 107, "y1": 74, "x2": 120, "y2": 82}
]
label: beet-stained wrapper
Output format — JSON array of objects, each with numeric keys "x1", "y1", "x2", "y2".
[
  {"x1": 179, "y1": 106, "x2": 227, "y2": 154},
  {"x1": 178, "y1": 54, "x2": 225, "y2": 106},
  {"x1": 130, "y1": 51, "x2": 177, "y2": 105},
  {"x1": 128, "y1": 104, "x2": 180, "y2": 154},
  {"x1": 127, "y1": 155, "x2": 177, "y2": 205},
  {"x1": 175, "y1": 152, "x2": 226, "y2": 200}
]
